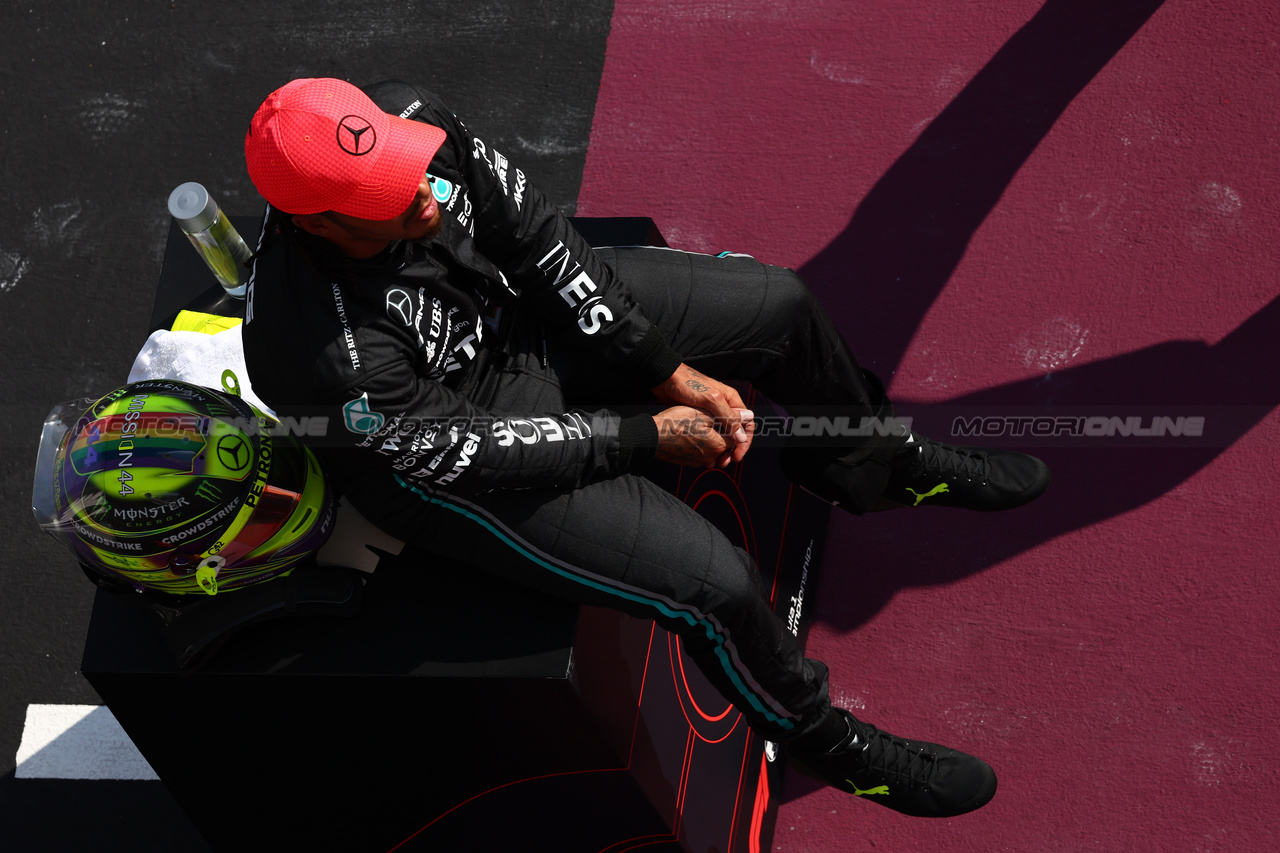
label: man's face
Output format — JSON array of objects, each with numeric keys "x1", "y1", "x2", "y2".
[{"x1": 322, "y1": 172, "x2": 444, "y2": 244}]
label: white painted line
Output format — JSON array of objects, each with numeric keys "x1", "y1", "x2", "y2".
[{"x1": 15, "y1": 704, "x2": 159, "y2": 780}]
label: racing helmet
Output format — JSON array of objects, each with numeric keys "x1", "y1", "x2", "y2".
[{"x1": 33, "y1": 379, "x2": 335, "y2": 596}]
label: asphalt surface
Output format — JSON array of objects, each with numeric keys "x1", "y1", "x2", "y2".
[{"x1": 0, "y1": 2, "x2": 612, "y2": 850}]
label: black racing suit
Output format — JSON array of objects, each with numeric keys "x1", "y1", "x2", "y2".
[{"x1": 242, "y1": 80, "x2": 893, "y2": 741}]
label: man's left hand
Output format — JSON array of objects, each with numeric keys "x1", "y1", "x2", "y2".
[{"x1": 651, "y1": 363, "x2": 754, "y2": 467}]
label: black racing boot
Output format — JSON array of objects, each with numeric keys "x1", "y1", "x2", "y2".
[
  {"x1": 781, "y1": 430, "x2": 1049, "y2": 513},
  {"x1": 870, "y1": 432, "x2": 1050, "y2": 511},
  {"x1": 788, "y1": 708, "x2": 997, "y2": 818}
]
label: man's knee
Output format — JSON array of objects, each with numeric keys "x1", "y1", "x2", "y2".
[
  {"x1": 699, "y1": 546, "x2": 772, "y2": 620},
  {"x1": 760, "y1": 265, "x2": 823, "y2": 342}
]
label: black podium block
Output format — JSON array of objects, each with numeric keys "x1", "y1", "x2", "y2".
[{"x1": 82, "y1": 216, "x2": 830, "y2": 852}]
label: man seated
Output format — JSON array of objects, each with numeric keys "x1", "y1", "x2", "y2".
[{"x1": 240, "y1": 77, "x2": 1049, "y2": 818}]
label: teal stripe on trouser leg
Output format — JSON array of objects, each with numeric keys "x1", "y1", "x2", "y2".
[{"x1": 394, "y1": 475, "x2": 798, "y2": 732}]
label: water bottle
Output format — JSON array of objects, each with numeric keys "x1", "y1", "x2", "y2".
[{"x1": 167, "y1": 182, "x2": 253, "y2": 298}]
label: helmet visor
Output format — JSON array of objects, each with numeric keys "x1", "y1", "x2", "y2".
[{"x1": 33, "y1": 397, "x2": 100, "y2": 532}]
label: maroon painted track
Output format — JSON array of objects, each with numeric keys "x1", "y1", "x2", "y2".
[{"x1": 582, "y1": 1, "x2": 1280, "y2": 849}]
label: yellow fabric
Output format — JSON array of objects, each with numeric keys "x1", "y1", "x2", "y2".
[{"x1": 170, "y1": 310, "x2": 242, "y2": 335}]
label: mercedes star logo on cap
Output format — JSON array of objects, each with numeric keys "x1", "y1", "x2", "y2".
[{"x1": 337, "y1": 115, "x2": 377, "y2": 156}]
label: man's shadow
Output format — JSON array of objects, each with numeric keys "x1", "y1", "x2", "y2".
[{"x1": 792, "y1": 0, "x2": 1277, "y2": 628}]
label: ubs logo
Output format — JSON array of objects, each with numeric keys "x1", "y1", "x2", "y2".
[
  {"x1": 216, "y1": 435, "x2": 251, "y2": 472},
  {"x1": 337, "y1": 115, "x2": 377, "y2": 156}
]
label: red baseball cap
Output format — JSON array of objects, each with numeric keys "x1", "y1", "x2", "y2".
[{"x1": 245, "y1": 78, "x2": 447, "y2": 220}]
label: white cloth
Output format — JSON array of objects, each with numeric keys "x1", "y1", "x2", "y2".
[{"x1": 127, "y1": 326, "x2": 276, "y2": 417}]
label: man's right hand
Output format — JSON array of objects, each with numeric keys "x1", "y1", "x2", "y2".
[
  {"x1": 651, "y1": 363, "x2": 755, "y2": 466},
  {"x1": 653, "y1": 406, "x2": 755, "y2": 468}
]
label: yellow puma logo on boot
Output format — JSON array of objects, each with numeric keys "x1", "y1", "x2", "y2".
[
  {"x1": 848, "y1": 781, "x2": 891, "y2": 797},
  {"x1": 904, "y1": 483, "x2": 949, "y2": 506}
]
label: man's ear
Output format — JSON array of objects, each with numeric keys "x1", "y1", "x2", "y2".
[{"x1": 291, "y1": 213, "x2": 337, "y2": 238}]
